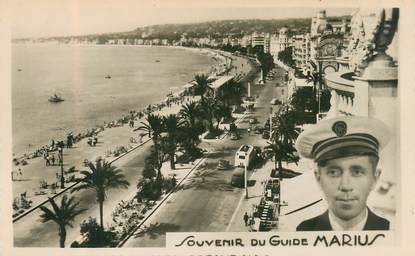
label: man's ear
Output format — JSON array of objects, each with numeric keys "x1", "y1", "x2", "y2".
[
  {"x1": 314, "y1": 168, "x2": 321, "y2": 182},
  {"x1": 374, "y1": 168, "x2": 381, "y2": 181},
  {"x1": 370, "y1": 168, "x2": 381, "y2": 191}
]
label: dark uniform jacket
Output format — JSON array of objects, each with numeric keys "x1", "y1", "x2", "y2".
[{"x1": 296, "y1": 208, "x2": 390, "y2": 231}]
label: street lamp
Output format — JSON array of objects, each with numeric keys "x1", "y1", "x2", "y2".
[
  {"x1": 244, "y1": 164, "x2": 248, "y2": 199},
  {"x1": 269, "y1": 107, "x2": 273, "y2": 138},
  {"x1": 59, "y1": 146, "x2": 65, "y2": 189}
]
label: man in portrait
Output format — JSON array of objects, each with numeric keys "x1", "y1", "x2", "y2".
[{"x1": 295, "y1": 116, "x2": 391, "y2": 231}]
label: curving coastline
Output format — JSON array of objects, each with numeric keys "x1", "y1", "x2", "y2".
[{"x1": 12, "y1": 45, "x2": 254, "y2": 171}]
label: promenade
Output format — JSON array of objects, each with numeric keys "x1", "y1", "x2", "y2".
[
  {"x1": 122, "y1": 64, "x2": 287, "y2": 247},
  {"x1": 13, "y1": 51, "x2": 253, "y2": 247}
]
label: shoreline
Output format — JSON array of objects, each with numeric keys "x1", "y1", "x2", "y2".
[
  {"x1": 11, "y1": 46, "x2": 247, "y2": 165},
  {"x1": 11, "y1": 48, "x2": 256, "y2": 231}
]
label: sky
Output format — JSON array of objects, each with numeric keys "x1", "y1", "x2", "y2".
[{"x1": 9, "y1": 0, "x2": 357, "y2": 39}]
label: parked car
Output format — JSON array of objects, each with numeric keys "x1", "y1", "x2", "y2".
[
  {"x1": 262, "y1": 130, "x2": 270, "y2": 139},
  {"x1": 230, "y1": 133, "x2": 240, "y2": 140},
  {"x1": 249, "y1": 117, "x2": 258, "y2": 125},
  {"x1": 217, "y1": 159, "x2": 231, "y2": 170},
  {"x1": 264, "y1": 120, "x2": 270, "y2": 130},
  {"x1": 231, "y1": 167, "x2": 245, "y2": 187},
  {"x1": 254, "y1": 125, "x2": 264, "y2": 134},
  {"x1": 245, "y1": 96, "x2": 255, "y2": 102},
  {"x1": 270, "y1": 98, "x2": 282, "y2": 105}
]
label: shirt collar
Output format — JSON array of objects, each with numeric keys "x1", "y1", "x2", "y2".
[{"x1": 328, "y1": 208, "x2": 368, "y2": 231}]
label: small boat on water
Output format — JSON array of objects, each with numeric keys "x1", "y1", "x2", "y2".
[
  {"x1": 155, "y1": 60, "x2": 160, "y2": 63},
  {"x1": 48, "y1": 94, "x2": 64, "y2": 103},
  {"x1": 18, "y1": 68, "x2": 22, "y2": 72},
  {"x1": 105, "y1": 75, "x2": 111, "y2": 79}
]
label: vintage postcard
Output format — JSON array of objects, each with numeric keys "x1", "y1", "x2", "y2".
[{"x1": 0, "y1": 0, "x2": 414, "y2": 255}]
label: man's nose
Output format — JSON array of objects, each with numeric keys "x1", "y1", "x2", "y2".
[{"x1": 338, "y1": 173, "x2": 353, "y2": 192}]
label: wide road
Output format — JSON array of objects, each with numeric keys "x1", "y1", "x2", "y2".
[
  {"x1": 13, "y1": 52, "x2": 254, "y2": 247},
  {"x1": 123, "y1": 67, "x2": 287, "y2": 247},
  {"x1": 13, "y1": 140, "x2": 153, "y2": 247}
]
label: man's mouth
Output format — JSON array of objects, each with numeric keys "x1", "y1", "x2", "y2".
[{"x1": 335, "y1": 196, "x2": 357, "y2": 202}]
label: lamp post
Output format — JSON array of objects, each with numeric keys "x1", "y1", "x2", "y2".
[
  {"x1": 59, "y1": 146, "x2": 65, "y2": 189},
  {"x1": 269, "y1": 107, "x2": 273, "y2": 137},
  {"x1": 244, "y1": 164, "x2": 248, "y2": 199}
]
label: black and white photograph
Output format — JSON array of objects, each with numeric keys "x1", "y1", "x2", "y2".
[{"x1": 1, "y1": 0, "x2": 414, "y2": 255}]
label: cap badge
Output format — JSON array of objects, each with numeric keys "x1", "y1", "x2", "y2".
[{"x1": 332, "y1": 121, "x2": 347, "y2": 137}]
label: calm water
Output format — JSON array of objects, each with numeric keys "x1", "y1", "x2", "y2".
[{"x1": 12, "y1": 44, "x2": 215, "y2": 156}]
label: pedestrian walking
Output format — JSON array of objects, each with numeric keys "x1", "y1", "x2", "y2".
[
  {"x1": 244, "y1": 212, "x2": 249, "y2": 226},
  {"x1": 247, "y1": 127, "x2": 251, "y2": 135},
  {"x1": 51, "y1": 154, "x2": 55, "y2": 166},
  {"x1": 45, "y1": 155, "x2": 50, "y2": 166},
  {"x1": 58, "y1": 152, "x2": 63, "y2": 165}
]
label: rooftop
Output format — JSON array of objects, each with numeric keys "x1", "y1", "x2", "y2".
[{"x1": 208, "y1": 75, "x2": 234, "y2": 90}]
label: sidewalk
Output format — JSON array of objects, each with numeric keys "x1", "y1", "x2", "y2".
[
  {"x1": 11, "y1": 53, "x2": 253, "y2": 222},
  {"x1": 225, "y1": 160, "x2": 275, "y2": 232},
  {"x1": 11, "y1": 95, "x2": 198, "y2": 222}
]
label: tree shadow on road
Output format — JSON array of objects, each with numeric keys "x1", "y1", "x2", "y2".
[
  {"x1": 207, "y1": 145, "x2": 239, "y2": 159},
  {"x1": 133, "y1": 222, "x2": 181, "y2": 240},
  {"x1": 178, "y1": 169, "x2": 235, "y2": 192}
]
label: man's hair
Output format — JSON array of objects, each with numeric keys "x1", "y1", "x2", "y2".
[{"x1": 317, "y1": 154, "x2": 379, "y2": 173}]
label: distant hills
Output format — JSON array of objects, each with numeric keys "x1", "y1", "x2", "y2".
[
  {"x1": 15, "y1": 16, "x2": 350, "y2": 41},
  {"x1": 123, "y1": 18, "x2": 313, "y2": 39}
]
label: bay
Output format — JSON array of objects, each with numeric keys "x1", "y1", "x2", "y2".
[{"x1": 12, "y1": 44, "x2": 216, "y2": 156}]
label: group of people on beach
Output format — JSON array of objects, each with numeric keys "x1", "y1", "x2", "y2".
[
  {"x1": 13, "y1": 48, "x2": 237, "y2": 171},
  {"x1": 87, "y1": 134, "x2": 98, "y2": 146}
]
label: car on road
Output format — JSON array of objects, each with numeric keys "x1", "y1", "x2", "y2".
[
  {"x1": 230, "y1": 167, "x2": 245, "y2": 187},
  {"x1": 235, "y1": 144, "x2": 255, "y2": 168},
  {"x1": 254, "y1": 125, "x2": 264, "y2": 134},
  {"x1": 249, "y1": 117, "x2": 258, "y2": 125},
  {"x1": 262, "y1": 130, "x2": 270, "y2": 139},
  {"x1": 230, "y1": 133, "x2": 240, "y2": 140},
  {"x1": 270, "y1": 98, "x2": 282, "y2": 105},
  {"x1": 217, "y1": 159, "x2": 231, "y2": 170},
  {"x1": 244, "y1": 96, "x2": 255, "y2": 102}
]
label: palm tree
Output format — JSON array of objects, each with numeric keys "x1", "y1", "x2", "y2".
[
  {"x1": 265, "y1": 107, "x2": 299, "y2": 176},
  {"x1": 214, "y1": 103, "x2": 232, "y2": 130},
  {"x1": 135, "y1": 114, "x2": 164, "y2": 178},
  {"x1": 229, "y1": 80, "x2": 246, "y2": 107},
  {"x1": 265, "y1": 138, "x2": 298, "y2": 173},
  {"x1": 178, "y1": 102, "x2": 203, "y2": 159},
  {"x1": 163, "y1": 114, "x2": 184, "y2": 170},
  {"x1": 135, "y1": 114, "x2": 164, "y2": 144},
  {"x1": 72, "y1": 159, "x2": 130, "y2": 231},
  {"x1": 179, "y1": 101, "x2": 202, "y2": 131},
  {"x1": 306, "y1": 60, "x2": 323, "y2": 113},
  {"x1": 272, "y1": 106, "x2": 298, "y2": 145},
  {"x1": 200, "y1": 97, "x2": 218, "y2": 132},
  {"x1": 217, "y1": 84, "x2": 233, "y2": 107},
  {"x1": 193, "y1": 74, "x2": 210, "y2": 102},
  {"x1": 39, "y1": 195, "x2": 86, "y2": 248}
]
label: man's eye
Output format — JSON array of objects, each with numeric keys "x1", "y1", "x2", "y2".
[
  {"x1": 351, "y1": 169, "x2": 365, "y2": 177},
  {"x1": 326, "y1": 169, "x2": 341, "y2": 177}
]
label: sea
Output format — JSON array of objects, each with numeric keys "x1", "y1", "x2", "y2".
[{"x1": 12, "y1": 44, "x2": 216, "y2": 157}]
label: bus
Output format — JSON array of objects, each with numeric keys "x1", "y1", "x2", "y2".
[{"x1": 234, "y1": 144, "x2": 255, "y2": 168}]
